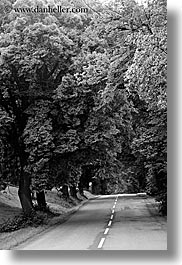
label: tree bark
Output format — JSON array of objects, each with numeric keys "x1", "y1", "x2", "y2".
[
  {"x1": 78, "y1": 182, "x2": 84, "y2": 195},
  {"x1": 78, "y1": 182, "x2": 87, "y2": 199},
  {"x1": 100, "y1": 179, "x2": 107, "y2": 195},
  {"x1": 62, "y1": 184, "x2": 69, "y2": 200},
  {"x1": 36, "y1": 190, "x2": 47, "y2": 210},
  {"x1": 18, "y1": 172, "x2": 34, "y2": 216},
  {"x1": 70, "y1": 185, "x2": 78, "y2": 199}
]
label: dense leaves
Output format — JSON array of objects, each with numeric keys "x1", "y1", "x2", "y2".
[
  {"x1": 0, "y1": 0, "x2": 167, "y2": 215},
  {"x1": 125, "y1": 0, "x2": 167, "y2": 214}
]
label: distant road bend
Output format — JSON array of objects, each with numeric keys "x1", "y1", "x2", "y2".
[{"x1": 17, "y1": 194, "x2": 167, "y2": 250}]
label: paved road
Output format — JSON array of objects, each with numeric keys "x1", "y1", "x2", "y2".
[{"x1": 17, "y1": 194, "x2": 167, "y2": 250}]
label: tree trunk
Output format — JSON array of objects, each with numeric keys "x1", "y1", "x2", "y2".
[
  {"x1": 78, "y1": 182, "x2": 87, "y2": 199},
  {"x1": 36, "y1": 190, "x2": 47, "y2": 210},
  {"x1": 62, "y1": 184, "x2": 69, "y2": 200},
  {"x1": 70, "y1": 185, "x2": 78, "y2": 198},
  {"x1": 78, "y1": 181, "x2": 84, "y2": 195},
  {"x1": 100, "y1": 179, "x2": 107, "y2": 195},
  {"x1": 18, "y1": 172, "x2": 34, "y2": 216}
]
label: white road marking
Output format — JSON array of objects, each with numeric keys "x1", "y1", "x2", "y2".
[
  {"x1": 98, "y1": 238, "x2": 106, "y2": 249},
  {"x1": 98, "y1": 197, "x2": 118, "y2": 249},
  {"x1": 104, "y1": 228, "x2": 110, "y2": 235},
  {"x1": 108, "y1": 220, "x2": 112, "y2": 226}
]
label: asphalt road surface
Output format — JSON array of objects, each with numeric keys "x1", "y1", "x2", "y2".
[{"x1": 17, "y1": 194, "x2": 167, "y2": 250}]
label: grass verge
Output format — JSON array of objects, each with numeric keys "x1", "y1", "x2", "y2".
[{"x1": 0, "y1": 187, "x2": 95, "y2": 249}]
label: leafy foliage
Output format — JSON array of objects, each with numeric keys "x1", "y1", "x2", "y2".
[
  {"x1": 0, "y1": 210, "x2": 54, "y2": 232},
  {"x1": 23, "y1": 100, "x2": 54, "y2": 191},
  {"x1": 0, "y1": 0, "x2": 167, "y2": 215},
  {"x1": 125, "y1": 0, "x2": 167, "y2": 214}
]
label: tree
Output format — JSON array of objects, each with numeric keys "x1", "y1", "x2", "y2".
[
  {"x1": 125, "y1": 0, "x2": 167, "y2": 214},
  {"x1": 0, "y1": 0, "x2": 167, "y2": 216},
  {"x1": 0, "y1": 0, "x2": 75, "y2": 214},
  {"x1": 23, "y1": 100, "x2": 54, "y2": 209}
]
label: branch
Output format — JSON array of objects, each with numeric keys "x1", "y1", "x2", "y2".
[
  {"x1": 106, "y1": 25, "x2": 131, "y2": 34},
  {"x1": 156, "y1": 45, "x2": 167, "y2": 55},
  {"x1": 142, "y1": 23, "x2": 153, "y2": 35},
  {"x1": 104, "y1": 4, "x2": 123, "y2": 18},
  {"x1": 0, "y1": 92, "x2": 12, "y2": 117},
  {"x1": 82, "y1": 0, "x2": 101, "y2": 16},
  {"x1": 54, "y1": 69, "x2": 65, "y2": 84},
  {"x1": 47, "y1": 61, "x2": 59, "y2": 79}
]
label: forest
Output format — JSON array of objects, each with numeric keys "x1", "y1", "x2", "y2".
[{"x1": 0, "y1": 0, "x2": 167, "y2": 216}]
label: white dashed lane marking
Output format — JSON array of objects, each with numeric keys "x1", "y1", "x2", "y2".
[
  {"x1": 98, "y1": 238, "x2": 106, "y2": 249},
  {"x1": 97, "y1": 196, "x2": 119, "y2": 249},
  {"x1": 104, "y1": 228, "x2": 110, "y2": 235},
  {"x1": 108, "y1": 220, "x2": 112, "y2": 227}
]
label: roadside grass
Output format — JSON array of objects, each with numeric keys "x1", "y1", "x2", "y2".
[
  {"x1": 0, "y1": 186, "x2": 92, "y2": 249},
  {"x1": 0, "y1": 209, "x2": 57, "y2": 233}
]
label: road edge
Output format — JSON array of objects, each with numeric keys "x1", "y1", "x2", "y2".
[{"x1": 1, "y1": 194, "x2": 100, "y2": 250}]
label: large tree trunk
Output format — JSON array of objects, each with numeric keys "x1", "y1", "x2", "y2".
[
  {"x1": 78, "y1": 181, "x2": 84, "y2": 196},
  {"x1": 70, "y1": 185, "x2": 78, "y2": 199},
  {"x1": 36, "y1": 190, "x2": 47, "y2": 210},
  {"x1": 62, "y1": 184, "x2": 69, "y2": 200},
  {"x1": 100, "y1": 179, "x2": 107, "y2": 195},
  {"x1": 18, "y1": 172, "x2": 34, "y2": 216},
  {"x1": 78, "y1": 181, "x2": 87, "y2": 199}
]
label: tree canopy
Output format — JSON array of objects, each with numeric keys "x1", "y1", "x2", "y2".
[{"x1": 0, "y1": 0, "x2": 167, "y2": 215}]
